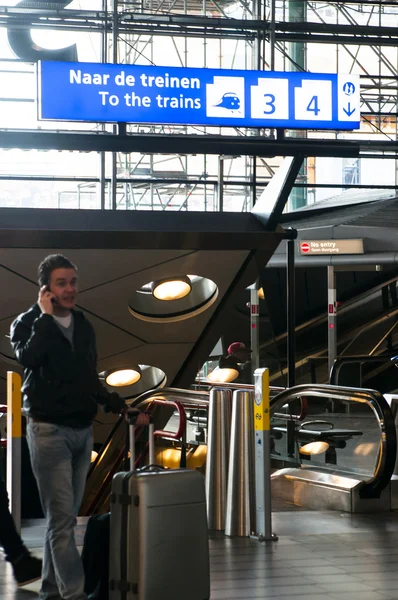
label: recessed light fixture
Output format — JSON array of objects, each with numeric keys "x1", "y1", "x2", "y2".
[
  {"x1": 100, "y1": 365, "x2": 167, "y2": 399},
  {"x1": 105, "y1": 367, "x2": 142, "y2": 387},
  {"x1": 130, "y1": 275, "x2": 218, "y2": 323},
  {"x1": 299, "y1": 441, "x2": 329, "y2": 456},
  {"x1": 151, "y1": 276, "x2": 192, "y2": 301}
]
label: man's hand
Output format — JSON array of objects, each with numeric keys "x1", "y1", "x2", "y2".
[
  {"x1": 125, "y1": 408, "x2": 151, "y2": 426},
  {"x1": 38, "y1": 286, "x2": 55, "y2": 315}
]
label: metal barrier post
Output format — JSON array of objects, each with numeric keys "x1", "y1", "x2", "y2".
[
  {"x1": 7, "y1": 371, "x2": 22, "y2": 533},
  {"x1": 252, "y1": 368, "x2": 277, "y2": 541},
  {"x1": 225, "y1": 390, "x2": 255, "y2": 537},
  {"x1": 205, "y1": 388, "x2": 232, "y2": 530}
]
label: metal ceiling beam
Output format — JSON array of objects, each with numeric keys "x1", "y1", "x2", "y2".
[
  {"x1": 252, "y1": 156, "x2": 304, "y2": 230},
  {"x1": 0, "y1": 130, "x2": 364, "y2": 157},
  {"x1": 268, "y1": 252, "x2": 398, "y2": 268},
  {"x1": 0, "y1": 207, "x2": 284, "y2": 251},
  {"x1": 1, "y1": 9, "x2": 397, "y2": 45}
]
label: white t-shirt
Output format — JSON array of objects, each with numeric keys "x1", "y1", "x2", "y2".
[{"x1": 53, "y1": 314, "x2": 72, "y2": 328}]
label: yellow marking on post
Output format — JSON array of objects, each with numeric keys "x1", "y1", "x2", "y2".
[
  {"x1": 7, "y1": 372, "x2": 22, "y2": 439},
  {"x1": 254, "y1": 368, "x2": 270, "y2": 432}
]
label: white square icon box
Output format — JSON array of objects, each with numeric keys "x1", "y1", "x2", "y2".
[
  {"x1": 206, "y1": 76, "x2": 245, "y2": 119},
  {"x1": 294, "y1": 79, "x2": 332, "y2": 121},
  {"x1": 250, "y1": 78, "x2": 289, "y2": 120}
]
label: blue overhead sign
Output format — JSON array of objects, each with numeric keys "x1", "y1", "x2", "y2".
[{"x1": 38, "y1": 62, "x2": 360, "y2": 130}]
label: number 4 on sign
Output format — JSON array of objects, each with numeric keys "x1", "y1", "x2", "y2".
[
  {"x1": 307, "y1": 96, "x2": 320, "y2": 116},
  {"x1": 294, "y1": 80, "x2": 332, "y2": 121}
]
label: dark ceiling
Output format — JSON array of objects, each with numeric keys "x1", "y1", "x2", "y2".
[{"x1": 0, "y1": 208, "x2": 284, "y2": 427}]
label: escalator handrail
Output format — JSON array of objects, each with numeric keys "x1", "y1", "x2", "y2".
[
  {"x1": 271, "y1": 383, "x2": 397, "y2": 499},
  {"x1": 330, "y1": 355, "x2": 398, "y2": 386},
  {"x1": 260, "y1": 273, "x2": 398, "y2": 352},
  {"x1": 151, "y1": 399, "x2": 187, "y2": 441},
  {"x1": 128, "y1": 386, "x2": 210, "y2": 409}
]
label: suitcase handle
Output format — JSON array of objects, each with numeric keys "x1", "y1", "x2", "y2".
[{"x1": 126, "y1": 410, "x2": 155, "y2": 472}]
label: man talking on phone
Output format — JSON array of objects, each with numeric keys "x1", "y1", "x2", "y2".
[{"x1": 10, "y1": 254, "x2": 126, "y2": 600}]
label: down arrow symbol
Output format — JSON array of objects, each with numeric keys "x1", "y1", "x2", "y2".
[{"x1": 343, "y1": 102, "x2": 355, "y2": 117}]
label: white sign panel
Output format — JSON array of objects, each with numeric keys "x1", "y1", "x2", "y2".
[{"x1": 300, "y1": 239, "x2": 364, "y2": 255}]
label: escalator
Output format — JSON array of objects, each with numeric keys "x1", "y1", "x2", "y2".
[
  {"x1": 258, "y1": 268, "x2": 398, "y2": 389},
  {"x1": 270, "y1": 383, "x2": 398, "y2": 512},
  {"x1": 81, "y1": 381, "x2": 398, "y2": 516}
]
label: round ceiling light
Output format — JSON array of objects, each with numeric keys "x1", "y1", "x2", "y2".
[
  {"x1": 151, "y1": 276, "x2": 192, "y2": 301},
  {"x1": 130, "y1": 275, "x2": 218, "y2": 323},
  {"x1": 100, "y1": 365, "x2": 167, "y2": 399},
  {"x1": 105, "y1": 367, "x2": 142, "y2": 387}
]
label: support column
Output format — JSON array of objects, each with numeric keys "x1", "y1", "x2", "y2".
[
  {"x1": 286, "y1": 229, "x2": 297, "y2": 388},
  {"x1": 111, "y1": 0, "x2": 118, "y2": 211},
  {"x1": 217, "y1": 156, "x2": 224, "y2": 212},
  {"x1": 288, "y1": 0, "x2": 307, "y2": 210},
  {"x1": 250, "y1": 284, "x2": 260, "y2": 380},
  {"x1": 328, "y1": 266, "x2": 337, "y2": 380}
]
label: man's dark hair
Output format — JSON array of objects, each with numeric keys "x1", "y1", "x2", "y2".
[{"x1": 38, "y1": 254, "x2": 77, "y2": 287}]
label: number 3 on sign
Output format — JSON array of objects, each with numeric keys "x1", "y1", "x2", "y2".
[
  {"x1": 250, "y1": 78, "x2": 289, "y2": 120},
  {"x1": 263, "y1": 94, "x2": 276, "y2": 114},
  {"x1": 294, "y1": 80, "x2": 332, "y2": 121}
]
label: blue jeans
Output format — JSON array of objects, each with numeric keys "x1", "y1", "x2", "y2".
[{"x1": 27, "y1": 422, "x2": 92, "y2": 600}]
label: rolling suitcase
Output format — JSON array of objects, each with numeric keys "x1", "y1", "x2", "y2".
[{"x1": 109, "y1": 411, "x2": 210, "y2": 600}]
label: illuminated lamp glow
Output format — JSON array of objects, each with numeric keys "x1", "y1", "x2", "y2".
[
  {"x1": 299, "y1": 441, "x2": 329, "y2": 456},
  {"x1": 354, "y1": 443, "x2": 376, "y2": 456},
  {"x1": 206, "y1": 367, "x2": 239, "y2": 384},
  {"x1": 106, "y1": 368, "x2": 142, "y2": 387},
  {"x1": 258, "y1": 287, "x2": 265, "y2": 300},
  {"x1": 91, "y1": 451, "x2": 98, "y2": 463},
  {"x1": 151, "y1": 276, "x2": 192, "y2": 301},
  {"x1": 206, "y1": 355, "x2": 240, "y2": 383}
]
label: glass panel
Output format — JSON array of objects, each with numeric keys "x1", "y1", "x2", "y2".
[{"x1": 271, "y1": 394, "x2": 381, "y2": 479}]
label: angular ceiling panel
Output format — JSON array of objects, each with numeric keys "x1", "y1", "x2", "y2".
[
  {"x1": 77, "y1": 249, "x2": 250, "y2": 345},
  {"x1": 0, "y1": 248, "x2": 191, "y2": 292}
]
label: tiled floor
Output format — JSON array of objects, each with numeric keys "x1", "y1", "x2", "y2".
[{"x1": 4, "y1": 511, "x2": 398, "y2": 599}]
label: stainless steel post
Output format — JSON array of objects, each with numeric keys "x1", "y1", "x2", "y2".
[
  {"x1": 148, "y1": 423, "x2": 155, "y2": 465},
  {"x1": 7, "y1": 372, "x2": 22, "y2": 533},
  {"x1": 205, "y1": 388, "x2": 232, "y2": 530},
  {"x1": 252, "y1": 368, "x2": 277, "y2": 541},
  {"x1": 225, "y1": 390, "x2": 255, "y2": 537}
]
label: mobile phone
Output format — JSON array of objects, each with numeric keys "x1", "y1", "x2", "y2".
[{"x1": 45, "y1": 286, "x2": 57, "y2": 305}]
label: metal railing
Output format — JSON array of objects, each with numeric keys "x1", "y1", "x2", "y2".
[
  {"x1": 330, "y1": 355, "x2": 397, "y2": 386},
  {"x1": 271, "y1": 384, "x2": 397, "y2": 499}
]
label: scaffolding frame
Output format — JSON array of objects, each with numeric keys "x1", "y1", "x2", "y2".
[{"x1": 0, "y1": 0, "x2": 396, "y2": 210}]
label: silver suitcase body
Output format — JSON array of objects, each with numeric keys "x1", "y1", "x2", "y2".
[{"x1": 109, "y1": 423, "x2": 210, "y2": 600}]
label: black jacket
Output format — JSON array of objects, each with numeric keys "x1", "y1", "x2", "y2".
[{"x1": 10, "y1": 304, "x2": 125, "y2": 428}]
